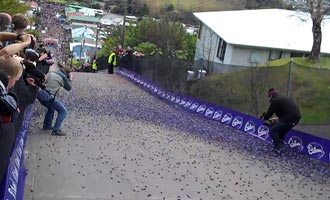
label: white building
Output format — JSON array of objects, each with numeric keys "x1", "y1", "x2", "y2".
[
  {"x1": 79, "y1": 8, "x2": 96, "y2": 17},
  {"x1": 193, "y1": 9, "x2": 330, "y2": 68}
]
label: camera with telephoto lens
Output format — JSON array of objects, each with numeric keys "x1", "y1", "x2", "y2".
[{"x1": 22, "y1": 60, "x2": 46, "y2": 89}]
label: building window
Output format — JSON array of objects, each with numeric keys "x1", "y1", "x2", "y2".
[
  {"x1": 217, "y1": 38, "x2": 227, "y2": 61},
  {"x1": 290, "y1": 52, "x2": 304, "y2": 57},
  {"x1": 198, "y1": 23, "x2": 202, "y2": 39},
  {"x1": 279, "y1": 51, "x2": 283, "y2": 59},
  {"x1": 268, "y1": 50, "x2": 283, "y2": 61}
]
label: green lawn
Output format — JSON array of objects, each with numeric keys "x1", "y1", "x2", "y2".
[
  {"x1": 142, "y1": 0, "x2": 244, "y2": 13},
  {"x1": 47, "y1": 0, "x2": 67, "y2": 3},
  {"x1": 188, "y1": 61, "x2": 330, "y2": 124},
  {"x1": 263, "y1": 57, "x2": 330, "y2": 69}
]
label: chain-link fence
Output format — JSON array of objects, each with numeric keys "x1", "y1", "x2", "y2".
[{"x1": 119, "y1": 54, "x2": 330, "y2": 124}]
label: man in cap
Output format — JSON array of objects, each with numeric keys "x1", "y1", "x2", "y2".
[{"x1": 261, "y1": 88, "x2": 301, "y2": 151}]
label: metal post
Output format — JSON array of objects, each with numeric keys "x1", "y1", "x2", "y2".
[
  {"x1": 95, "y1": 23, "x2": 99, "y2": 56},
  {"x1": 78, "y1": 44, "x2": 83, "y2": 67},
  {"x1": 287, "y1": 58, "x2": 294, "y2": 97},
  {"x1": 121, "y1": 0, "x2": 128, "y2": 47},
  {"x1": 70, "y1": 51, "x2": 73, "y2": 68},
  {"x1": 78, "y1": 26, "x2": 86, "y2": 67}
]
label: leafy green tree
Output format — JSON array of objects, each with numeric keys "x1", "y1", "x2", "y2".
[
  {"x1": 155, "y1": 15, "x2": 187, "y2": 57},
  {"x1": 134, "y1": 42, "x2": 157, "y2": 55},
  {"x1": 124, "y1": 25, "x2": 141, "y2": 47},
  {"x1": 101, "y1": 15, "x2": 196, "y2": 60},
  {"x1": 0, "y1": 0, "x2": 30, "y2": 15},
  {"x1": 26, "y1": 29, "x2": 39, "y2": 38},
  {"x1": 138, "y1": 3, "x2": 149, "y2": 16},
  {"x1": 167, "y1": 4, "x2": 175, "y2": 12},
  {"x1": 98, "y1": 27, "x2": 122, "y2": 56},
  {"x1": 179, "y1": 33, "x2": 197, "y2": 61},
  {"x1": 133, "y1": 17, "x2": 158, "y2": 44},
  {"x1": 245, "y1": 0, "x2": 284, "y2": 9},
  {"x1": 91, "y1": 3, "x2": 101, "y2": 9}
]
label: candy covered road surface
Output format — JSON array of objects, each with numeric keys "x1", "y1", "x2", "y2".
[{"x1": 24, "y1": 72, "x2": 330, "y2": 200}]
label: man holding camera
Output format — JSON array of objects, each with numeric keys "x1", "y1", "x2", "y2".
[
  {"x1": 37, "y1": 64, "x2": 72, "y2": 136},
  {"x1": 23, "y1": 49, "x2": 46, "y2": 89},
  {"x1": 261, "y1": 88, "x2": 301, "y2": 151}
]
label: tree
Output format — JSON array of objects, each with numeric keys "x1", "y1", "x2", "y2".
[
  {"x1": 245, "y1": 0, "x2": 284, "y2": 9},
  {"x1": 100, "y1": 15, "x2": 196, "y2": 64},
  {"x1": 166, "y1": 4, "x2": 175, "y2": 12},
  {"x1": 26, "y1": 29, "x2": 39, "y2": 39},
  {"x1": 91, "y1": 3, "x2": 101, "y2": 9},
  {"x1": 154, "y1": 16, "x2": 188, "y2": 91},
  {"x1": 246, "y1": 66, "x2": 270, "y2": 115},
  {"x1": 0, "y1": 0, "x2": 30, "y2": 16},
  {"x1": 98, "y1": 27, "x2": 122, "y2": 56},
  {"x1": 138, "y1": 3, "x2": 150, "y2": 16},
  {"x1": 177, "y1": 33, "x2": 196, "y2": 61},
  {"x1": 289, "y1": 0, "x2": 330, "y2": 62}
]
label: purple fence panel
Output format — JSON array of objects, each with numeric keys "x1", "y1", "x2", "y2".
[
  {"x1": 2, "y1": 104, "x2": 34, "y2": 200},
  {"x1": 117, "y1": 68, "x2": 330, "y2": 163}
]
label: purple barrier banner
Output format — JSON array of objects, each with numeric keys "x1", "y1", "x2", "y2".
[
  {"x1": 2, "y1": 104, "x2": 34, "y2": 200},
  {"x1": 117, "y1": 68, "x2": 330, "y2": 163}
]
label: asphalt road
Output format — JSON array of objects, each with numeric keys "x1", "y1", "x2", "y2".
[{"x1": 24, "y1": 71, "x2": 330, "y2": 200}]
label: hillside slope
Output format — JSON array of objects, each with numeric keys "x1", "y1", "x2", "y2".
[{"x1": 139, "y1": 0, "x2": 246, "y2": 14}]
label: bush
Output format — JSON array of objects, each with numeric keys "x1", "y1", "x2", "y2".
[{"x1": 134, "y1": 42, "x2": 157, "y2": 56}]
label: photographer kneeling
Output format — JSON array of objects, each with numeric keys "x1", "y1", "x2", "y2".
[
  {"x1": 261, "y1": 88, "x2": 301, "y2": 152},
  {"x1": 37, "y1": 63, "x2": 72, "y2": 136}
]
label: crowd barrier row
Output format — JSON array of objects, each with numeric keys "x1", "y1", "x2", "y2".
[
  {"x1": 117, "y1": 67, "x2": 330, "y2": 163},
  {"x1": 0, "y1": 104, "x2": 34, "y2": 200}
]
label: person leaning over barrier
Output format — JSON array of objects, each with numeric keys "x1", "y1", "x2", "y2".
[
  {"x1": 0, "y1": 55, "x2": 24, "y2": 89},
  {"x1": 260, "y1": 88, "x2": 301, "y2": 151},
  {"x1": 11, "y1": 13, "x2": 30, "y2": 34},
  {"x1": 0, "y1": 56, "x2": 24, "y2": 123},
  {"x1": 37, "y1": 63, "x2": 72, "y2": 136},
  {"x1": 0, "y1": 32, "x2": 34, "y2": 56}
]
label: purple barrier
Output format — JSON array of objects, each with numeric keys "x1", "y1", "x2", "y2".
[
  {"x1": 1, "y1": 104, "x2": 34, "y2": 200},
  {"x1": 117, "y1": 68, "x2": 330, "y2": 163}
]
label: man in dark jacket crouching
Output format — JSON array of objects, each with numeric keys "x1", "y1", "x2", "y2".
[{"x1": 261, "y1": 88, "x2": 301, "y2": 150}]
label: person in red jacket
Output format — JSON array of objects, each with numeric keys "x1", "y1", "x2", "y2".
[{"x1": 261, "y1": 88, "x2": 301, "y2": 151}]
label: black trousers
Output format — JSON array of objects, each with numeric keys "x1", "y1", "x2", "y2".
[
  {"x1": 269, "y1": 122, "x2": 294, "y2": 149},
  {"x1": 108, "y1": 64, "x2": 114, "y2": 74}
]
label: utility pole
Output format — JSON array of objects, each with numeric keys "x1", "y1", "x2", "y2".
[
  {"x1": 95, "y1": 23, "x2": 100, "y2": 58},
  {"x1": 287, "y1": 58, "x2": 294, "y2": 97},
  {"x1": 79, "y1": 26, "x2": 87, "y2": 68},
  {"x1": 121, "y1": 0, "x2": 128, "y2": 47},
  {"x1": 70, "y1": 51, "x2": 73, "y2": 68}
]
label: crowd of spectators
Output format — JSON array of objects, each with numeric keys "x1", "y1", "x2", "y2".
[
  {"x1": 37, "y1": 1, "x2": 66, "y2": 63},
  {"x1": 0, "y1": 1, "x2": 71, "y2": 185}
]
